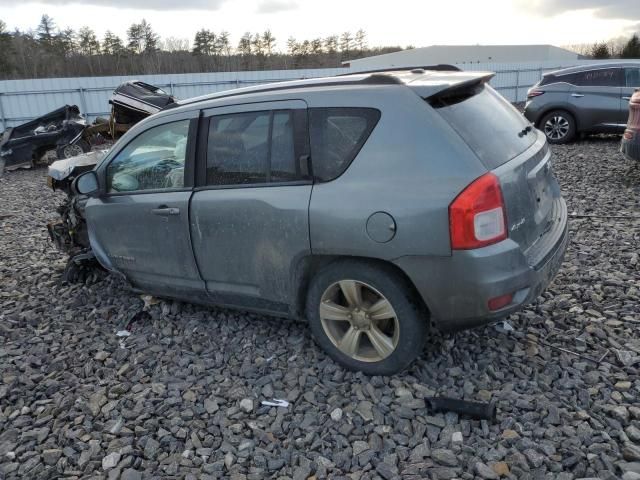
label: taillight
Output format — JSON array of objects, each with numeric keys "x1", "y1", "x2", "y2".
[
  {"x1": 449, "y1": 173, "x2": 507, "y2": 250},
  {"x1": 527, "y1": 90, "x2": 545, "y2": 99}
]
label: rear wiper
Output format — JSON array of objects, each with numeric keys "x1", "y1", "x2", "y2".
[{"x1": 518, "y1": 125, "x2": 533, "y2": 137}]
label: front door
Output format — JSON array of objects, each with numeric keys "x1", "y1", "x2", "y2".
[
  {"x1": 86, "y1": 114, "x2": 205, "y2": 296},
  {"x1": 189, "y1": 100, "x2": 312, "y2": 312},
  {"x1": 568, "y1": 67, "x2": 623, "y2": 131}
]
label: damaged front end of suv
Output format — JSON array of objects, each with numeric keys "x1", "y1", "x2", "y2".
[{"x1": 46, "y1": 150, "x2": 108, "y2": 281}]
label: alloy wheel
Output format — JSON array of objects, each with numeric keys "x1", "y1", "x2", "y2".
[
  {"x1": 544, "y1": 115, "x2": 570, "y2": 140},
  {"x1": 62, "y1": 144, "x2": 84, "y2": 158},
  {"x1": 319, "y1": 280, "x2": 399, "y2": 362}
]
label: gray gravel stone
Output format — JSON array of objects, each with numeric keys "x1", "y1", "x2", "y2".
[{"x1": 0, "y1": 138, "x2": 639, "y2": 480}]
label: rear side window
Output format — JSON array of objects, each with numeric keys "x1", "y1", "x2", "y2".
[
  {"x1": 626, "y1": 68, "x2": 640, "y2": 87},
  {"x1": 539, "y1": 75, "x2": 556, "y2": 86},
  {"x1": 206, "y1": 110, "x2": 298, "y2": 186},
  {"x1": 430, "y1": 84, "x2": 536, "y2": 169},
  {"x1": 309, "y1": 107, "x2": 380, "y2": 182},
  {"x1": 572, "y1": 68, "x2": 622, "y2": 87}
]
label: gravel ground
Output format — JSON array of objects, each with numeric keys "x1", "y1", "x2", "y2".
[{"x1": 1, "y1": 137, "x2": 639, "y2": 480}]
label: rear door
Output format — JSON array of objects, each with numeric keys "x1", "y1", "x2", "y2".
[
  {"x1": 190, "y1": 100, "x2": 312, "y2": 311},
  {"x1": 623, "y1": 67, "x2": 640, "y2": 122},
  {"x1": 86, "y1": 111, "x2": 205, "y2": 295},
  {"x1": 568, "y1": 67, "x2": 623, "y2": 130}
]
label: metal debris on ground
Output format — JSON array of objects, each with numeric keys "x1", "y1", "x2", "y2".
[{"x1": 261, "y1": 399, "x2": 290, "y2": 408}]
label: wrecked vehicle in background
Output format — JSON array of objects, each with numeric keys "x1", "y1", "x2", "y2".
[
  {"x1": 110, "y1": 81, "x2": 176, "y2": 124},
  {"x1": 1, "y1": 81, "x2": 176, "y2": 178},
  {"x1": 0, "y1": 105, "x2": 88, "y2": 176}
]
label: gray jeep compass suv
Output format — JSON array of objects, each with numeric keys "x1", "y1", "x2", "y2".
[
  {"x1": 524, "y1": 62, "x2": 640, "y2": 144},
  {"x1": 73, "y1": 67, "x2": 568, "y2": 375}
]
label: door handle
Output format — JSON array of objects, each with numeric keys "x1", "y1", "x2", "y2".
[
  {"x1": 151, "y1": 207, "x2": 180, "y2": 216},
  {"x1": 571, "y1": 93, "x2": 584, "y2": 98},
  {"x1": 623, "y1": 96, "x2": 632, "y2": 101}
]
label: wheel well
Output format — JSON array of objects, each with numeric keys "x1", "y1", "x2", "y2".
[
  {"x1": 536, "y1": 108, "x2": 576, "y2": 129},
  {"x1": 291, "y1": 255, "x2": 430, "y2": 321}
]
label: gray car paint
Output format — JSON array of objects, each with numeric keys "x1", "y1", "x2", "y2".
[
  {"x1": 82, "y1": 70, "x2": 568, "y2": 330},
  {"x1": 525, "y1": 62, "x2": 640, "y2": 134}
]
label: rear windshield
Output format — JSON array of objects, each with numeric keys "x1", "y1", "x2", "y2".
[{"x1": 430, "y1": 84, "x2": 536, "y2": 169}]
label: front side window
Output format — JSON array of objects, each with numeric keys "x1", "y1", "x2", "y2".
[
  {"x1": 625, "y1": 68, "x2": 640, "y2": 88},
  {"x1": 107, "y1": 120, "x2": 190, "y2": 193},
  {"x1": 573, "y1": 68, "x2": 622, "y2": 87},
  {"x1": 206, "y1": 110, "x2": 298, "y2": 186},
  {"x1": 309, "y1": 107, "x2": 380, "y2": 182}
]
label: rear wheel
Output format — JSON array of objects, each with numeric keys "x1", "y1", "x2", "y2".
[
  {"x1": 540, "y1": 110, "x2": 576, "y2": 144},
  {"x1": 306, "y1": 260, "x2": 427, "y2": 375}
]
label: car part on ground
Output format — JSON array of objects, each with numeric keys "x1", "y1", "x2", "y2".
[
  {"x1": 621, "y1": 89, "x2": 640, "y2": 162},
  {"x1": 50, "y1": 67, "x2": 568, "y2": 375},
  {"x1": 0, "y1": 105, "x2": 87, "y2": 176},
  {"x1": 425, "y1": 396, "x2": 497, "y2": 421},
  {"x1": 524, "y1": 62, "x2": 640, "y2": 143}
]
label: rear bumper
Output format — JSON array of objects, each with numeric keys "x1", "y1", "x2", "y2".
[
  {"x1": 621, "y1": 132, "x2": 640, "y2": 162},
  {"x1": 394, "y1": 198, "x2": 569, "y2": 331}
]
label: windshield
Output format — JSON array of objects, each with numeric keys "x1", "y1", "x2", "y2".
[{"x1": 431, "y1": 84, "x2": 536, "y2": 169}]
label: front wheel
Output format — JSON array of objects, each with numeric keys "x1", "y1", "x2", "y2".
[
  {"x1": 56, "y1": 139, "x2": 91, "y2": 160},
  {"x1": 539, "y1": 110, "x2": 576, "y2": 144},
  {"x1": 306, "y1": 260, "x2": 428, "y2": 375}
]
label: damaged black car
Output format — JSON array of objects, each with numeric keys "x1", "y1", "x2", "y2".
[{"x1": 0, "y1": 105, "x2": 89, "y2": 176}]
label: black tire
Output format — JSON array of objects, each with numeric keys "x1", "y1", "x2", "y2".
[
  {"x1": 306, "y1": 260, "x2": 428, "y2": 375},
  {"x1": 56, "y1": 139, "x2": 91, "y2": 160},
  {"x1": 539, "y1": 110, "x2": 576, "y2": 144}
]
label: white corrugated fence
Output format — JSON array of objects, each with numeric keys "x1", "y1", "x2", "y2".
[{"x1": 0, "y1": 59, "x2": 611, "y2": 129}]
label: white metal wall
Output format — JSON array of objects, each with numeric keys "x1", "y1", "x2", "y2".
[
  {"x1": 0, "y1": 68, "x2": 347, "y2": 129},
  {"x1": 0, "y1": 60, "x2": 610, "y2": 129}
]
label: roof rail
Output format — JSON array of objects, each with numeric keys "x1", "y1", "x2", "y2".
[
  {"x1": 174, "y1": 74, "x2": 403, "y2": 108},
  {"x1": 339, "y1": 65, "x2": 461, "y2": 76}
]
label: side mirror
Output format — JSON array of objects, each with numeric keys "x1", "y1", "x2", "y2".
[{"x1": 75, "y1": 171, "x2": 100, "y2": 196}]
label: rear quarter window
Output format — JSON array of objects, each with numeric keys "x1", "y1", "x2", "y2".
[{"x1": 309, "y1": 107, "x2": 380, "y2": 182}]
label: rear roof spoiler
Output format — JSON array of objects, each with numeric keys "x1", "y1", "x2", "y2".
[
  {"x1": 339, "y1": 65, "x2": 461, "y2": 76},
  {"x1": 411, "y1": 72, "x2": 495, "y2": 101}
]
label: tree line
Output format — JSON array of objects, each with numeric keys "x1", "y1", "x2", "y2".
[
  {"x1": 566, "y1": 35, "x2": 640, "y2": 60},
  {"x1": 0, "y1": 15, "x2": 404, "y2": 79}
]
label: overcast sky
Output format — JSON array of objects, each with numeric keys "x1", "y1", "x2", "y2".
[{"x1": 0, "y1": 0, "x2": 638, "y2": 49}]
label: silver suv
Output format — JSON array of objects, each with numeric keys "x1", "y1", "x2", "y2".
[
  {"x1": 525, "y1": 62, "x2": 640, "y2": 143},
  {"x1": 74, "y1": 68, "x2": 568, "y2": 375}
]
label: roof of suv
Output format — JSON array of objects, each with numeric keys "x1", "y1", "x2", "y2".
[
  {"x1": 548, "y1": 61, "x2": 640, "y2": 77},
  {"x1": 174, "y1": 67, "x2": 495, "y2": 109}
]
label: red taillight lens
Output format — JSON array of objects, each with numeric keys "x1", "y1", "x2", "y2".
[
  {"x1": 527, "y1": 90, "x2": 545, "y2": 99},
  {"x1": 488, "y1": 293, "x2": 514, "y2": 311},
  {"x1": 449, "y1": 173, "x2": 507, "y2": 250}
]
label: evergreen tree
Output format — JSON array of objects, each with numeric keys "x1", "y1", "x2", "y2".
[
  {"x1": 621, "y1": 34, "x2": 640, "y2": 59},
  {"x1": 78, "y1": 26, "x2": 100, "y2": 55},
  {"x1": 355, "y1": 29, "x2": 367, "y2": 51},
  {"x1": 262, "y1": 30, "x2": 275, "y2": 55},
  {"x1": 36, "y1": 14, "x2": 56, "y2": 48},
  {"x1": 102, "y1": 31, "x2": 125, "y2": 55},
  {"x1": 339, "y1": 31, "x2": 353, "y2": 53},
  {"x1": 591, "y1": 42, "x2": 610, "y2": 59},
  {"x1": 238, "y1": 32, "x2": 252, "y2": 55},
  {"x1": 0, "y1": 20, "x2": 14, "y2": 75}
]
